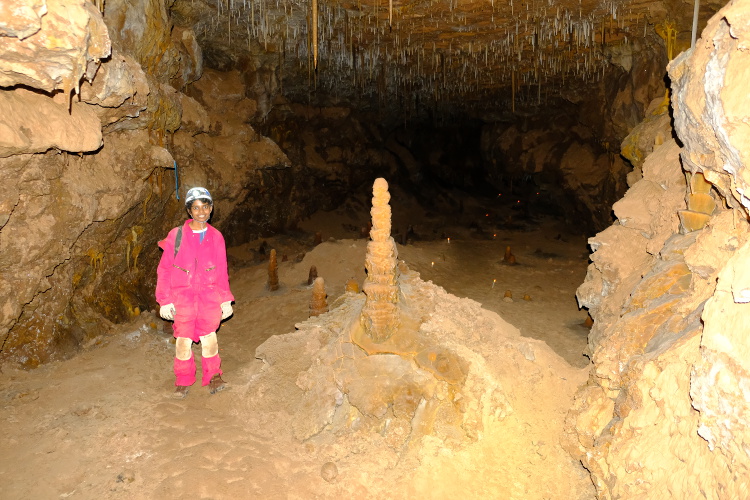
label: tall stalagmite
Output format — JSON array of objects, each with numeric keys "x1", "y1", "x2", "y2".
[{"x1": 361, "y1": 178, "x2": 399, "y2": 342}]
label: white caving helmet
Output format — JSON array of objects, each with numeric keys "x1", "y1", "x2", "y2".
[{"x1": 185, "y1": 187, "x2": 213, "y2": 207}]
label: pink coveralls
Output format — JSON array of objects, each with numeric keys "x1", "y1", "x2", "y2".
[{"x1": 156, "y1": 220, "x2": 234, "y2": 387}]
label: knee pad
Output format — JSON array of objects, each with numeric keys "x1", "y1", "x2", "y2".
[
  {"x1": 175, "y1": 337, "x2": 193, "y2": 360},
  {"x1": 200, "y1": 332, "x2": 218, "y2": 358}
]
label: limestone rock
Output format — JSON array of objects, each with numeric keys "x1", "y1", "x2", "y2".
[
  {"x1": 480, "y1": 115, "x2": 629, "y2": 232},
  {"x1": 0, "y1": 0, "x2": 46, "y2": 39},
  {"x1": 170, "y1": 26, "x2": 203, "y2": 90},
  {"x1": 620, "y1": 97, "x2": 673, "y2": 171},
  {"x1": 170, "y1": 71, "x2": 293, "y2": 245},
  {"x1": 0, "y1": 130, "x2": 174, "y2": 367},
  {"x1": 692, "y1": 238, "x2": 750, "y2": 462},
  {"x1": 669, "y1": 2, "x2": 750, "y2": 214},
  {"x1": 0, "y1": 0, "x2": 110, "y2": 93},
  {"x1": 104, "y1": 0, "x2": 180, "y2": 84},
  {"x1": 0, "y1": 87, "x2": 103, "y2": 157},
  {"x1": 177, "y1": 93, "x2": 209, "y2": 136},
  {"x1": 570, "y1": 2, "x2": 750, "y2": 497},
  {"x1": 189, "y1": 69, "x2": 247, "y2": 116},
  {"x1": 612, "y1": 140, "x2": 686, "y2": 254},
  {"x1": 79, "y1": 52, "x2": 150, "y2": 130}
]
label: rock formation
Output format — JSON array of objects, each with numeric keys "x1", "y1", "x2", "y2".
[
  {"x1": 360, "y1": 178, "x2": 400, "y2": 343},
  {"x1": 0, "y1": 0, "x2": 110, "y2": 95},
  {"x1": 567, "y1": 2, "x2": 750, "y2": 497},
  {"x1": 0, "y1": 1, "x2": 308, "y2": 366}
]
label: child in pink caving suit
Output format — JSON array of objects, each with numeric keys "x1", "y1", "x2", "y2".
[{"x1": 156, "y1": 187, "x2": 234, "y2": 399}]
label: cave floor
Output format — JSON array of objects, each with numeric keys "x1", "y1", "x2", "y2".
[{"x1": 0, "y1": 190, "x2": 596, "y2": 499}]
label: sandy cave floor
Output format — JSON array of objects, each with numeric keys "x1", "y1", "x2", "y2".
[{"x1": 0, "y1": 189, "x2": 597, "y2": 499}]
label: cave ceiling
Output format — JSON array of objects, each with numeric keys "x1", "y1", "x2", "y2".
[{"x1": 172, "y1": 0, "x2": 724, "y2": 118}]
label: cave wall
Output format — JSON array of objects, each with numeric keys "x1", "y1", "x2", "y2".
[
  {"x1": 478, "y1": 38, "x2": 668, "y2": 233},
  {"x1": 567, "y1": 1, "x2": 750, "y2": 497},
  {"x1": 261, "y1": 103, "x2": 492, "y2": 216},
  {"x1": 0, "y1": 0, "x2": 298, "y2": 367},
  {"x1": 480, "y1": 113, "x2": 629, "y2": 232}
]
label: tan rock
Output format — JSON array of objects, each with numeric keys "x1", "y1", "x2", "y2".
[
  {"x1": 0, "y1": 0, "x2": 46, "y2": 39},
  {"x1": 170, "y1": 26, "x2": 203, "y2": 90},
  {"x1": 669, "y1": 2, "x2": 750, "y2": 214},
  {"x1": 79, "y1": 52, "x2": 150, "y2": 130},
  {"x1": 190, "y1": 69, "x2": 246, "y2": 115},
  {"x1": 0, "y1": 87, "x2": 102, "y2": 157},
  {"x1": 572, "y1": 3, "x2": 750, "y2": 496},
  {"x1": 0, "y1": 0, "x2": 110, "y2": 93}
]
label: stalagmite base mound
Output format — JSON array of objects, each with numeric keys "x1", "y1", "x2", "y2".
[
  {"x1": 242, "y1": 178, "x2": 593, "y2": 497},
  {"x1": 247, "y1": 267, "x2": 591, "y2": 497}
]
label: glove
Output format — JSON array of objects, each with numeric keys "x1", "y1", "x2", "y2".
[
  {"x1": 159, "y1": 303, "x2": 175, "y2": 321},
  {"x1": 220, "y1": 301, "x2": 233, "y2": 320}
]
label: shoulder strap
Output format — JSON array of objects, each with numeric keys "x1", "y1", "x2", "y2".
[{"x1": 174, "y1": 226, "x2": 183, "y2": 258}]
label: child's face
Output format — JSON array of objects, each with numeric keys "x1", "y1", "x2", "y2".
[{"x1": 189, "y1": 200, "x2": 213, "y2": 222}]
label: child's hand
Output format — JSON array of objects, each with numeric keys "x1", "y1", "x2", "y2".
[
  {"x1": 159, "y1": 303, "x2": 175, "y2": 320},
  {"x1": 220, "y1": 301, "x2": 233, "y2": 320}
]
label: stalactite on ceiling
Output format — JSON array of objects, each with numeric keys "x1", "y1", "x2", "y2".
[{"x1": 196, "y1": 0, "x2": 669, "y2": 114}]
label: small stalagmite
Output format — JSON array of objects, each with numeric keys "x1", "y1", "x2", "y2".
[
  {"x1": 307, "y1": 265, "x2": 318, "y2": 286},
  {"x1": 313, "y1": 231, "x2": 323, "y2": 245},
  {"x1": 268, "y1": 249, "x2": 279, "y2": 291},
  {"x1": 361, "y1": 178, "x2": 400, "y2": 342},
  {"x1": 309, "y1": 277, "x2": 328, "y2": 317},
  {"x1": 503, "y1": 245, "x2": 516, "y2": 264}
]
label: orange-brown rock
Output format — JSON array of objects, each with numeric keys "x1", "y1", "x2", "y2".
[
  {"x1": 268, "y1": 249, "x2": 279, "y2": 291},
  {"x1": 345, "y1": 279, "x2": 359, "y2": 293}
]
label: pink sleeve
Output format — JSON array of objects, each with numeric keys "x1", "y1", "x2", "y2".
[
  {"x1": 155, "y1": 228, "x2": 178, "y2": 306},
  {"x1": 214, "y1": 230, "x2": 234, "y2": 303}
]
